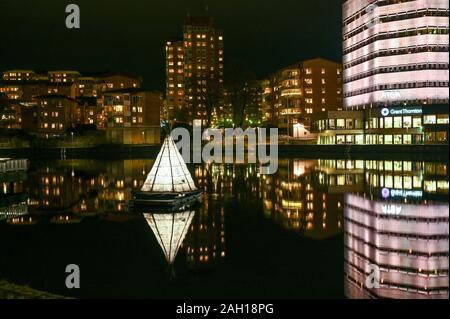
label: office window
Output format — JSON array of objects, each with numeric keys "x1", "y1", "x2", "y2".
[
  {"x1": 394, "y1": 176, "x2": 403, "y2": 188},
  {"x1": 413, "y1": 117, "x2": 422, "y2": 128},
  {"x1": 437, "y1": 115, "x2": 449, "y2": 124},
  {"x1": 385, "y1": 175, "x2": 393, "y2": 188},
  {"x1": 329, "y1": 119, "x2": 335, "y2": 129},
  {"x1": 384, "y1": 117, "x2": 393, "y2": 128},
  {"x1": 403, "y1": 135, "x2": 412, "y2": 144},
  {"x1": 424, "y1": 115, "x2": 436, "y2": 124},
  {"x1": 346, "y1": 135, "x2": 354, "y2": 144},
  {"x1": 403, "y1": 116, "x2": 412, "y2": 128},
  {"x1": 355, "y1": 135, "x2": 364, "y2": 145},
  {"x1": 413, "y1": 176, "x2": 422, "y2": 188},
  {"x1": 371, "y1": 118, "x2": 378, "y2": 129},
  {"x1": 394, "y1": 117, "x2": 402, "y2": 128},
  {"x1": 384, "y1": 135, "x2": 393, "y2": 144},
  {"x1": 346, "y1": 119, "x2": 353, "y2": 129},
  {"x1": 424, "y1": 181, "x2": 437, "y2": 193},
  {"x1": 394, "y1": 135, "x2": 402, "y2": 144},
  {"x1": 336, "y1": 119, "x2": 345, "y2": 129}
]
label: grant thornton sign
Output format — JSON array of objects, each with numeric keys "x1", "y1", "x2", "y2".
[{"x1": 379, "y1": 107, "x2": 423, "y2": 117}]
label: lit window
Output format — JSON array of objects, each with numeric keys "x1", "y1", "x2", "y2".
[{"x1": 424, "y1": 115, "x2": 436, "y2": 124}]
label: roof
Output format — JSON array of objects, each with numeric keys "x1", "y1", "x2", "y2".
[
  {"x1": 302, "y1": 57, "x2": 342, "y2": 66},
  {"x1": 47, "y1": 70, "x2": 81, "y2": 75},
  {"x1": 33, "y1": 94, "x2": 76, "y2": 101},
  {"x1": 103, "y1": 88, "x2": 162, "y2": 95},
  {"x1": 76, "y1": 96, "x2": 98, "y2": 105},
  {"x1": 166, "y1": 37, "x2": 184, "y2": 44},
  {"x1": 47, "y1": 82, "x2": 76, "y2": 87},
  {"x1": 184, "y1": 16, "x2": 214, "y2": 26},
  {"x1": 95, "y1": 72, "x2": 143, "y2": 82},
  {"x1": 2, "y1": 70, "x2": 35, "y2": 74}
]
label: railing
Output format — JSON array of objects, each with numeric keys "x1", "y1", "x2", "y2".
[{"x1": 0, "y1": 158, "x2": 29, "y2": 173}]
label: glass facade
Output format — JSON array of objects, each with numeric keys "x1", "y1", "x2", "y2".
[{"x1": 314, "y1": 106, "x2": 448, "y2": 145}]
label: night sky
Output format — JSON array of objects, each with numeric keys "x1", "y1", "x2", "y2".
[{"x1": 0, "y1": 0, "x2": 342, "y2": 90}]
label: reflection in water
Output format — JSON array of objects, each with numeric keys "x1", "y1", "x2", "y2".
[
  {"x1": 344, "y1": 194, "x2": 449, "y2": 299},
  {"x1": 0, "y1": 158, "x2": 448, "y2": 298},
  {"x1": 261, "y1": 159, "x2": 344, "y2": 239},
  {"x1": 0, "y1": 169, "x2": 28, "y2": 221},
  {"x1": 144, "y1": 209, "x2": 195, "y2": 265}
]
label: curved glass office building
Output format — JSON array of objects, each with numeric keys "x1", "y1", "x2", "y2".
[
  {"x1": 314, "y1": 0, "x2": 449, "y2": 145},
  {"x1": 343, "y1": 0, "x2": 449, "y2": 108}
]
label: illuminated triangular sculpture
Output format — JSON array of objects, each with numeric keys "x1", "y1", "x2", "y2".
[
  {"x1": 132, "y1": 135, "x2": 203, "y2": 207},
  {"x1": 141, "y1": 136, "x2": 197, "y2": 192}
]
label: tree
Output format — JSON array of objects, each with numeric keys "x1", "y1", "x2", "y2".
[{"x1": 224, "y1": 60, "x2": 257, "y2": 128}]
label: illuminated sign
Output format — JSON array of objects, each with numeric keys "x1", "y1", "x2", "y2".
[
  {"x1": 381, "y1": 204, "x2": 402, "y2": 216},
  {"x1": 381, "y1": 90, "x2": 402, "y2": 100},
  {"x1": 381, "y1": 188, "x2": 423, "y2": 199},
  {"x1": 380, "y1": 107, "x2": 422, "y2": 117}
]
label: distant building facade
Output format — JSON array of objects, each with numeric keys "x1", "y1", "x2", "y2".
[
  {"x1": 262, "y1": 58, "x2": 343, "y2": 134},
  {"x1": 21, "y1": 95, "x2": 77, "y2": 137},
  {"x1": 165, "y1": 17, "x2": 224, "y2": 125},
  {"x1": 103, "y1": 88, "x2": 162, "y2": 144},
  {"x1": 48, "y1": 71, "x2": 81, "y2": 83},
  {"x1": 165, "y1": 39, "x2": 186, "y2": 114}
]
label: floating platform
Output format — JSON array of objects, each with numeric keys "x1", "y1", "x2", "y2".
[{"x1": 130, "y1": 189, "x2": 203, "y2": 208}]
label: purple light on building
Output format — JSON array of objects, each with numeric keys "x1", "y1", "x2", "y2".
[{"x1": 381, "y1": 188, "x2": 390, "y2": 199}]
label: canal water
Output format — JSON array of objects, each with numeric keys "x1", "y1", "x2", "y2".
[{"x1": 0, "y1": 158, "x2": 448, "y2": 298}]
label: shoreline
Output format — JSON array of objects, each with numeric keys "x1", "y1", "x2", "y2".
[
  {"x1": 0, "y1": 144, "x2": 448, "y2": 161},
  {"x1": 0, "y1": 280, "x2": 67, "y2": 299}
]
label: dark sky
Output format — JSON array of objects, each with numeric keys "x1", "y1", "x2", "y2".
[{"x1": 0, "y1": 0, "x2": 343, "y2": 90}]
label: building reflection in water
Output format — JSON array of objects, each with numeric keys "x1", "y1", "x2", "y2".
[
  {"x1": 1, "y1": 158, "x2": 448, "y2": 292},
  {"x1": 260, "y1": 159, "x2": 344, "y2": 239},
  {"x1": 344, "y1": 194, "x2": 449, "y2": 299},
  {"x1": 184, "y1": 164, "x2": 228, "y2": 269},
  {"x1": 0, "y1": 166, "x2": 28, "y2": 222}
]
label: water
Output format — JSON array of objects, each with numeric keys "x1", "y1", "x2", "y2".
[{"x1": 0, "y1": 158, "x2": 448, "y2": 299}]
